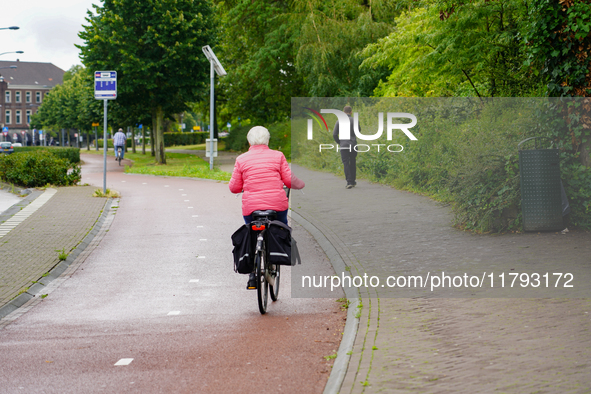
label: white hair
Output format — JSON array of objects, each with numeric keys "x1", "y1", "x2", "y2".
[{"x1": 247, "y1": 126, "x2": 270, "y2": 146}]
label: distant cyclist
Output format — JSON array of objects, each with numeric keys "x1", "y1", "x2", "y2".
[
  {"x1": 229, "y1": 126, "x2": 305, "y2": 289},
  {"x1": 113, "y1": 128, "x2": 127, "y2": 161}
]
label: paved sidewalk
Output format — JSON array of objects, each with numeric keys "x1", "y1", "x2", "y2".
[
  {"x1": 291, "y1": 164, "x2": 591, "y2": 393},
  {"x1": 0, "y1": 186, "x2": 107, "y2": 317}
]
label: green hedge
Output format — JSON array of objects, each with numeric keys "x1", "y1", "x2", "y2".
[
  {"x1": 0, "y1": 150, "x2": 81, "y2": 187},
  {"x1": 13, "y1": 147, "x2": 80, "y2": 164},
  {"x1": 163, "y1": 132, "x2": 208, "y2": 146}
]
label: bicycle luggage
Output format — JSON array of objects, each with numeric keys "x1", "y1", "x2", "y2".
[
  {"x1": 231, "y1": 224, "x2": 254, "y2": 274},
  {"x1": 267, "y1": 220, "x2": 301, "y2": 266}
]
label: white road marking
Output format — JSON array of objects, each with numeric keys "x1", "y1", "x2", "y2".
[
  {"x1": 168, "y1": 311, "x2": 180, "y2": 316},
  {"x1": 198, "y1": 256, "x2": 206, "y2": 259},
  {"x1": 0, "y1": 188, "x2": 57, "y2": 239},
  {"x1": 188, "y1": 207, "x2": 193, "y2": 209},
  {"x1": 179, "y1": 189, "x2": 184, "y2": 191},
  {"x1": 182, "y1": 194, "x2": 187, "y2": 196},
  {"x1": 196, "y1": 225, "x2": 203, "y2": 228},
  {"x1": 164, "y1": 185, "x2": 169, "y2": 187},
  {"x1": 189, "y1": 279, "x2": 199, "y2": 283},
  {"x1": 114, "y1": 358, "x2": 134, "y2": 366},
  {"x1": 199, "y1": 239, "x2": 207, "y2": 241},
  {"x1": 184, "y1": 200, "x2": 190, "y2": 202}
]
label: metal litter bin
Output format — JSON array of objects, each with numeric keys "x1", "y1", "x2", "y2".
[{"x1": 518, "y1": 137, "x2": 563, "y2": 231}]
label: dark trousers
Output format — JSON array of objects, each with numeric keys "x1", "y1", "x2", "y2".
[{"x1": 340, "y1": 149, "x2": 357, "y2": 184}]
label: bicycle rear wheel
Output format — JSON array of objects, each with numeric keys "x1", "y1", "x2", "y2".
[
  {"x1": 269, "y1": 264, "x2": 280, "y2": 301},
  {"x1": 255, "y1": 252, "x2": 268, "y2": 314},
  {"x1": 118, "y1": 149, "x2": 122, "y2": 166}
]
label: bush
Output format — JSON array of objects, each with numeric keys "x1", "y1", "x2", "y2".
[
  {"x1": 293, "y1": 98, "x2": 591, "y2": 232},
  {"x1": 0, "y1": 150, "x2": 81, "y2": 187},
  {"x1": 13, "y1": 147, "x2": 80, "y2": 164},
  {"x1": 163, "y1": 132, "x2": 208, "y2": 146}
]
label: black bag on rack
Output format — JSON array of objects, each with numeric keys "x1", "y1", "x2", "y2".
[
  {"x1": 267, "y1": 220, "x2": 301, "y2": 266},
  {"x1": 231, "y1": 224, "x2": 254, "y2": 274}
]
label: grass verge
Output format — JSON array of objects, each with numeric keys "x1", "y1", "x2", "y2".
[{"x1": 82, "y1": 149, "x2": 232, "y2": 181}]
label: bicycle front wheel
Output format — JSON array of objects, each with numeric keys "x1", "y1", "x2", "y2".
[{"x1": 255, "y1": 252, "x2": 268, "y2": 314}]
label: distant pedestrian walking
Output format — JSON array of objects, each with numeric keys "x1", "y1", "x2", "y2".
[{"x1": 333, "y1": 106, "x2": 357, "y2": 188}]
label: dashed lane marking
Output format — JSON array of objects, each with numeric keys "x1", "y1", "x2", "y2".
[
  {"x1": 168, "y1": 311, "x2": 180, "y2": 316},
  {"x1": 189, "y1": 279, "x2": 199, "y2": 283},
  {"x1": 114, "y1": 358, "x2": 134, "y2": 366}
]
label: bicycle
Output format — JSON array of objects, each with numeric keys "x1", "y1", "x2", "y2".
[
  {"x1": 250, "y1": 210, "x2": 281, "y2": 314},
  {"x1": 115, "y1": 146, "x2": 123, "y2": 166}
]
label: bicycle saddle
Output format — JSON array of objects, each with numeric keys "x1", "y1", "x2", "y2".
[{"x1": 252, "y1": 210, "x2": 277, "y2": 220}]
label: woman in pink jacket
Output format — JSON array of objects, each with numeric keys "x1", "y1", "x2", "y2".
[{"x1": 229, "y1": 126, "x2": 304, "y2": 226}]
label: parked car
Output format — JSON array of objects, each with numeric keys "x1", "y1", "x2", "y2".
[
  {"x1": 0, "y1": 142, "x2": 14, "y2": 154},
  {"x1": 12, "y1": 142, "x2": 22, "y2": 147}
]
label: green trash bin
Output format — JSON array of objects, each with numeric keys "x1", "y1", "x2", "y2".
[{"x1": 518, "y1": 137, "x2": 563, "y2": 231}]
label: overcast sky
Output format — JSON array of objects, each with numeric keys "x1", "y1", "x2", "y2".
[{"x1": 1, "y1": 0, "x2": 100, "y2": 72}]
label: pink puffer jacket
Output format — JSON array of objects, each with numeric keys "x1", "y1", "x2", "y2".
[{"x1": 229, "y1": 145, "x2": 305, "y2": 216}]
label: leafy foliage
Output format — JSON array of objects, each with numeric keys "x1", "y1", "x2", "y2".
[
  {"x1": 0, "y1": 151, "x2": 81, "y2": 187},
  {"x1": 362, "y1": 1, "x2": 545, "y2": 97},
  {"x1": 13, "y1": 147, "x2": 81, "y2": 164}
]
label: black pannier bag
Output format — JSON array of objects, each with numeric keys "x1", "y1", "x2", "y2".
[
  {"x1": 231, "y1": 224, "x2": 254, "y2": 274},
  {"x1": 267, "y1": 220, "x2": 301, "y2": 266}
]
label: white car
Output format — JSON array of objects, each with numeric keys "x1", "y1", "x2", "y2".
[{"x1": 12, "y1": 143, "x2": 22, "y2": 147}]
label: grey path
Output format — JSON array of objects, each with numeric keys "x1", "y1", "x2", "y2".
[{"x1": 291, "y1": 164, "x2": 591, "y2": 393}]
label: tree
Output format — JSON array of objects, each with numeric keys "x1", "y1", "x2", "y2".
[
  {"x1": 361, "y1": 0, "x2": 542, "y2": 98},
  {"x1": 78, "y1": 0, "x2": 217, "y2": 164}
]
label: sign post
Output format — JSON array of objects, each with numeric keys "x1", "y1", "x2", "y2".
[{"x1": 95, "y1": 71, "x2": 117, "y2": 194}]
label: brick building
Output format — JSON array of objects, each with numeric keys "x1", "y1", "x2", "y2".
[{"x1": 0, "y1": 60, "x2": 64, "y2": 144}]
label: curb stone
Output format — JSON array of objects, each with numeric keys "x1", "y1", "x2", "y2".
[
  {"x1": 0, "y1": 196, "x2": 113, "y2": 321},
  {"x1": 291, "y1": 211, "x2": 360, "y2": 394}
]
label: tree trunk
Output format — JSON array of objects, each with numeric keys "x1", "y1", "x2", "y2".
[
  {"x1": 131, "y1": 126, "x2": 136, "y2": 154},
  {"x1": 155, "y1": 106, "x2": 166, "y2": 164},
  {"x1": 142, "y1": 126, "x2": 146, "y2": 155},
  {"x1": 151, "y1": 114, "x2": 156, "y2": 157}
]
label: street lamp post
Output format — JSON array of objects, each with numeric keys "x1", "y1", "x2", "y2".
[
  {"x1": 0, "y1": 51, "x2": 24, "y2": 57},
  {"x1": 202, "y1": 45, "x2": 227, "y2": 170}
]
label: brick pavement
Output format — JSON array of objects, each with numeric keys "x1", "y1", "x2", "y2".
[
  {"x1": 291, "y1": 164, "x2": 591, "y2": 393},
  {"x1": 0, "y1": 186, "x2": 106, "y2": 312}
]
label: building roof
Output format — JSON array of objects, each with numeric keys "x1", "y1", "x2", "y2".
[{"x1": 0, "y1": 60, "x2": 65, "y2": 88}]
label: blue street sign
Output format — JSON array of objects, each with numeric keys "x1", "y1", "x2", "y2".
[
  {"x1": 39, "y1": 130, "x2": 43, "y2": 134},
  {"x1": 139, "y1": 124, "x2": 143, "y2": 129},
  {"x1": 2, "y1": 127, "x2": 8, "y2": 132},
  {"x1": 94, "y1": 71, "x2": 117, "y2": 100}
]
